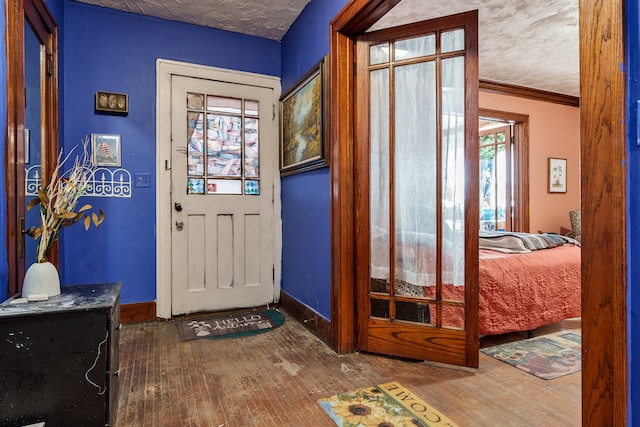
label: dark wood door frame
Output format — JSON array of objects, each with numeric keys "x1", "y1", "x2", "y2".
[
  {"x1": 6, "y1": 0, "x2": 59, "y2": 297},
  {"x1": 579, "y1": 0, "x2": 627, "y2": 424},
  {"x1": 330, "y1": 0, "x2": 627, "y2": 425}
]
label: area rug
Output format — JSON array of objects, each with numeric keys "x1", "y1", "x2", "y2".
[
  {"x1": 319, "y1": 382, "x2": 458, "y2": 427},
  {"x1": 481, "y1": 331, "x2": 581, "y2": 379},
  {"x1": 175, "y1": 309, "x2": 285, "y2": 341}
]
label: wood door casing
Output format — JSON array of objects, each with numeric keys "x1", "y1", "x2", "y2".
[{"x1": 5, "y1": 0, "x2": 59, "y2": 298}]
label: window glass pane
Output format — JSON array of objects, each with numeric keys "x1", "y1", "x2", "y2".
[
  {"x1": 245, "y1": 118, "x2": 259, "y2": 177},
  {"x1": 370, "y1": 42, "x2": 389, "y2": 65},
  {"x1": 370, "y1": 68, "x2": 390, "y2": 292},
  {"x1": 441, "y1": 305, "x2": 465, "y2": 330},
  {"x1": 187, "y1": 112, "x2": 204, "y2": 176},
  {"x1": 394, "y1": 34, "x2": 435, "y2": 60},
  {"x1": 442, "y1": 29, "x2": 464, "y2": 53},
  {"x1": 207, "y1": 95, "x2": 241, "y2": 114},
  {"x1": 442, "y1": 56, "x2": 466, "y2": 287},
  {"x1": 207, "y1": 114, "x2": 242, "y2": 177},
  {"x1": 245, "y1": 180, "x2": 259, "y2": 195},
  {"x1": 187, "y1": 92, "x2": 204, "y2": 110},
  {"x1": 395, "y1": 300, "x2": 433, "y2": 325},
  {"x1": 480, "y1": 134, "x2": 495, "y2": 146},
  {"x1": 245, "y1": 100, "x2": 259, "y2": 116},
  {"x1": 394, "y1": 62, "x2": 437, "y2": 291},
  {"x1": 187, "y1": 178, "x2": 205, "y2": 194},
  {"x1": 206, "y1": 179, "x2": 242, "y2": 194},
  {"x1": 370, "y1": 298, "x2": 389, "y2": 319},
  {"x1": 496, "y1": 144, "x2": 507, "y2": 231},
  {"x1": 480, "y1": 145, "x2": 497, "y2": 231},
  {"x1": 370, "y1": 278, "x2": 389, "y2": 294}
]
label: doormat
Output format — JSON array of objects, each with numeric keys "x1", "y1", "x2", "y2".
[
  {"x1": 318, "y1": 382, "x2": 458, "y2": 427},
  {"x1": 481, "y1": 331, "x2": 581, "y2": 380},
  {"x1": 175, "y1": 309, "x2": 285, "y2": 341}
]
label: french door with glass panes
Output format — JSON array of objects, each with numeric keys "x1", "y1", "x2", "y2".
[
  {"x1": 170, "y1": 75, "x2": 276, "y2": 315},
  {"x1": 355, "y1": 11, "x2": 479, "y2": 367},
  {"x1": 479, "y1": 122, "x2": 513, "y2": 232}
]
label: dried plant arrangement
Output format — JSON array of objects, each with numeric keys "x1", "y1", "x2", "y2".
[{"x1": 27, "y1": 137, "x2": 105, "y2": 263}]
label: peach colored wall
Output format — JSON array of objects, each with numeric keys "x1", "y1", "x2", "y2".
[{"x1": 480, "y1": 91, "x2": 580, "y2": 234}]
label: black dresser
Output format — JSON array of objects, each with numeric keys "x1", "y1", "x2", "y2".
[{"x1": 0, "y1": 282, "x2": 122, "y2": 426}]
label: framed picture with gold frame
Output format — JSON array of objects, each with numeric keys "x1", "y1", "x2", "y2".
[
  {"x1": 95, "y1": 90, "x2": 128, "y2": 114},
  {"x1": 279, "y1": 57, "x2": 329, "y2": 176}
]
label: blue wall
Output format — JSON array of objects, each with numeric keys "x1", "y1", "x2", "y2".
[
  {"x1": 626, "y1": 0, "x2": 639, "y2": 423},
  {"x1": 59, "y1": 2, "x2": 280, "y2": 303},
  {"x1": 279, "y1": 0, "x2": 347, "y2": 320}
]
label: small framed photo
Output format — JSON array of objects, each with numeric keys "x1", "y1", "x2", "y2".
[
  {"x1": 92, "y1": 134, "x2": 121, "y2": 167},
  {"x1": 548, "y1": 157, "x2": 567, "y2": 193}
]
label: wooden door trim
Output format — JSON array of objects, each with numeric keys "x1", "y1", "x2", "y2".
[
  {"x1": 6, "y1": 0, "x2": 59, "y2": 297},
  {"x1": 329, "y1": 0, "x2": 402, "y2": 353},
  {"x1": 6, "y1": 0, "x2": 23, "y2": 298},
  {"x1": 478, "y1": 108, "x2": 530, "y2": 232},
  {"x1": 579, "y1": 0, "x2": 627, "y2": 424}
]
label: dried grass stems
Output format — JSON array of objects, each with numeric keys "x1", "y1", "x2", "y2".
[{"x1": 27, "y1": 137, "x2": 105, "y2": 263}]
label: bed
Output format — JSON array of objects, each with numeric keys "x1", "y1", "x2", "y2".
[{"x1": 372, "y1": 230, "x2": 581, "y2": 336}]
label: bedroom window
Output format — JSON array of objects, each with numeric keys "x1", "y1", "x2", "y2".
[
  {"x1": 478, "y1": 110, "x2": 529, "y2": 232},
  {"x1": 479, "y1": 121, "x2": 512, "y2": 231}
]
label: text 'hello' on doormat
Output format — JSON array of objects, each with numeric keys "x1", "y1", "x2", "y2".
[
  {"x1": 319, "y1": 382, "x2": 458, "y2": 427},
  {"x1": 481, "y1": 331, "x2": 581, "y2": 380},
  {"x1": 176, "y1": 309, "x2": 285, "y2": 341}
]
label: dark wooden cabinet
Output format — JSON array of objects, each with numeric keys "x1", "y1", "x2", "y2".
[{"x1": 0, "y1": 282, "x2": 122, "y2": 426}]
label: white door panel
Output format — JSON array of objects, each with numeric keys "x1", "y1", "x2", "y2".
[{"x1": 170, "y1": 75, "x2": 275, "y2": 315}]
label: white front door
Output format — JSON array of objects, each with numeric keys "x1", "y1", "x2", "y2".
[{"x1": 170, "y1": 75, "x2": 277, "y2": 315}]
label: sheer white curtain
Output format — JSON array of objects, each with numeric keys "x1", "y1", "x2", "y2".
[{"x1": 370, "y1": 43, "x2": 466, "y2": 290}]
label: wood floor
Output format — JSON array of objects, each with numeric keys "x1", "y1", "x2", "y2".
[{"x1": 115, "y1": 312, "x2": 581, "y2": 426}]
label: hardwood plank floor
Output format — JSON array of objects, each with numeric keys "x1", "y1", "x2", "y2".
[{"x1": 115, "y1": 312, "x2": 580, "y2": 426}]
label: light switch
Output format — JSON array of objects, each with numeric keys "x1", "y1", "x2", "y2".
[{"x1": 135, "y1": 173, "x2": 150, "y2": 188}]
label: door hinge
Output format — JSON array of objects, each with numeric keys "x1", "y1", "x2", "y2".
[
  {"x1": 272, "y1": 104, "x2": 276, "y2": 121},
  {"x1": 511, "y1": 136, "x2": 515, "y2": 145},
  {"x1": 272, "y1": 265, "x2": 275, "y2": 283}
]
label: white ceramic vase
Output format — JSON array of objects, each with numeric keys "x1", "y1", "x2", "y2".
[{"x1": 22, "y1": 261, "x2": 60, "y2": 297}]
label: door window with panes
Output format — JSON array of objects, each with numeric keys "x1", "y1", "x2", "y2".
[{"x1": 479, "y1": 122, "x2": 513, "y2": 231}]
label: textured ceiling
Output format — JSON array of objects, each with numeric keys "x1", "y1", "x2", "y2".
[
  {"x1": 72, "y1": 0, "x2": 312, "y2": 41},
  {"x1": 372, "y1": 0, "x2": 579, "y2": 97},
  {"x1": 74, "y1": 0, "x2": 579, "y2": 96}
]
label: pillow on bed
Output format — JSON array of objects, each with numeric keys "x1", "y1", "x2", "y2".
[
  {"x1": 569, "y1": 210, "x2": 581, "y2": 242},
  {"x1": 478, "y1": 232, "x2": 530, "y2": 252}
]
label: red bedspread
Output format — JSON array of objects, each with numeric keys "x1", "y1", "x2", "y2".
[
  {"x1": 477, "y1": 245, "x2": 581, "y2": 335},
  {"x1": 425, "y1": 245, "x2": 581, "y2": 335}
]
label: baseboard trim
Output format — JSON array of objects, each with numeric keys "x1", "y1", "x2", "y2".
[
  {"x1": 121, "y1": 301, "x2": 157, "y2": 324},
  {"x1": 279, "y1": 291, "x2": 331, "y2": 346}
]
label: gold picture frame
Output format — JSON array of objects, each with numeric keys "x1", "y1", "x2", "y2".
[
  {"x1": 279, "y1": 58, "x2": 329, "y2": 176},
  {"x1": 95, "y1": 90, "x2": 128, "y2": 114}
]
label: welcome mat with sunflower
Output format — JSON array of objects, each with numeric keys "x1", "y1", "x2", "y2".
[
  {"x1": 175, "y1": 309, "x2": 285, "y2": 341},
  {"x1": 318, "y1": 382, "x2": 458, "y2": 427}
]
